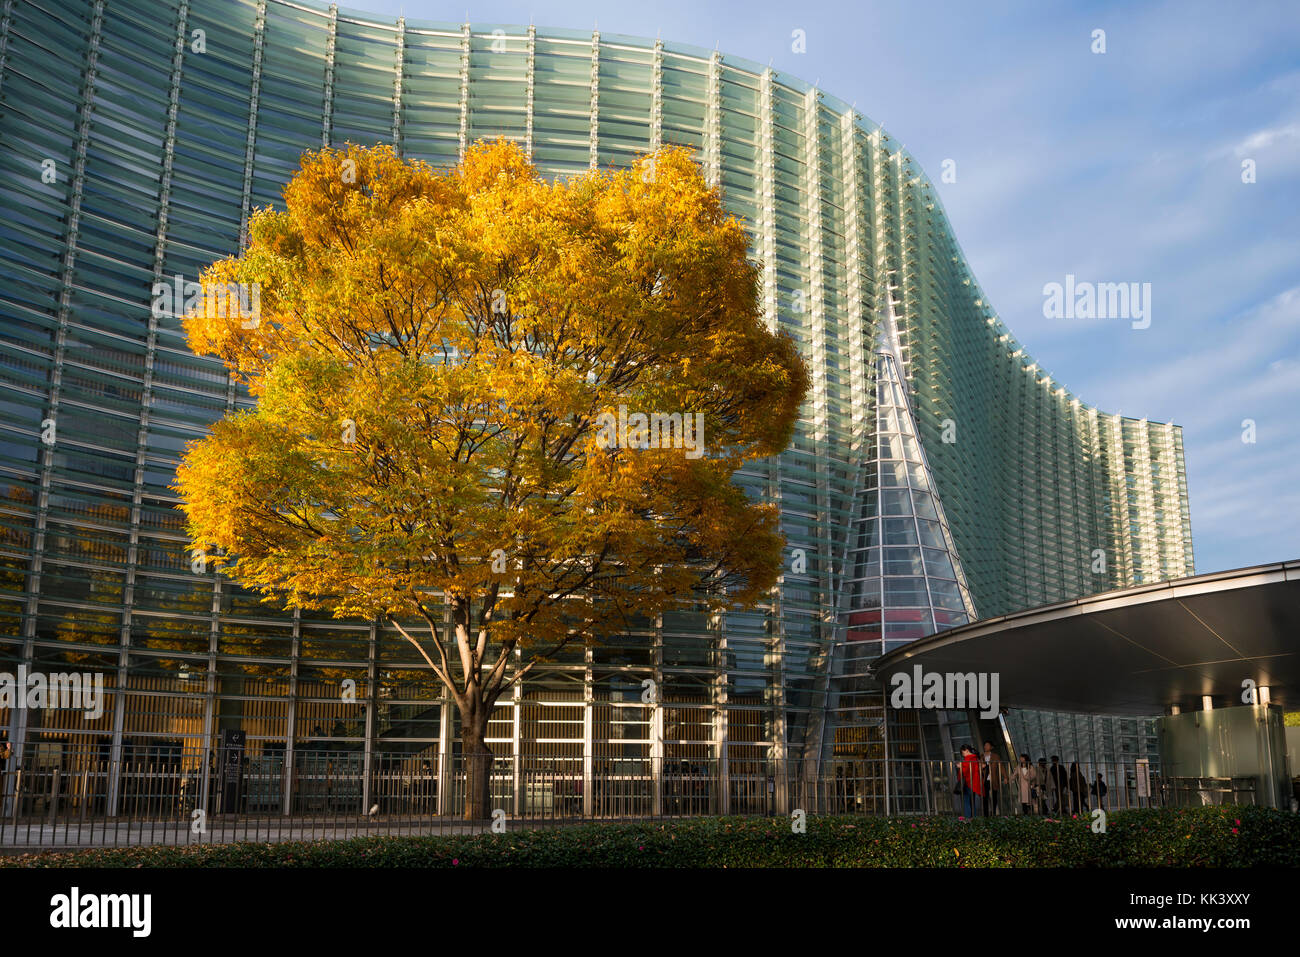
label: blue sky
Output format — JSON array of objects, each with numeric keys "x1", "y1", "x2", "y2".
[{"x1": 351, "y1": 0, "x2": 1300, "y2": 574}]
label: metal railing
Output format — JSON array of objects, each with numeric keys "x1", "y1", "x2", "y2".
[
  {"x1": 1157, "y1": 775, "x2": 1257, "y2": 808},
  {"x1": 0, "y1": 745, "x2": 783, "y2": 848},
  {"x1": 0, "y1": 745, "x2": 1253, "y2": 849}
]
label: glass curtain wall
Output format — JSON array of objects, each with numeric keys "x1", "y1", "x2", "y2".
[{"x1": 0, "y1": 0, "x2": 1193, "y2": 809}]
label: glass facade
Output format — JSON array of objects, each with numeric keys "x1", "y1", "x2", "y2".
[{"x1": 0, "y1": 0, "x2": 1194, "y2": 808}]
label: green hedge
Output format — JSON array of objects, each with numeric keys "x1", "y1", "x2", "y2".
[{"x1": 5, "y1": 806, "x2": 1297, "y2": 868}]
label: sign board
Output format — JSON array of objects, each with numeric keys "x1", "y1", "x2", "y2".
[
  {"x1": 1135, "y1": 758, "x2": 1150, "y2": 798},
  {"x1": 221, "y1": 729, "x2": 246, "y2": 812}
]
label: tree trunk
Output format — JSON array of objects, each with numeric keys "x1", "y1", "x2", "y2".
[{"x1": 462, "y1": 715, "x2": 493, "y2": 822}]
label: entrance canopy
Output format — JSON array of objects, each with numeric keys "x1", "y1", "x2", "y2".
[{"x1": 874, "y1": 561, "x2": 1300, "y2": 715}]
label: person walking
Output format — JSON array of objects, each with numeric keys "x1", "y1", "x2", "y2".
[
  {"x1": 1091, "y1": 771, "x2": 1108, "y2": 812},
  {"x1": 1035, "y1": 757, "x2": 1051, "y2": 814},
  {"x1": 981, "y1": 740, "x2": 1006, "y2": 817},
  {"x1": 1012, "y1": 753, "x2": 1037, "y2": 815},
  {"x1": 1068, "y1": 762, "x2": 1089, "y2": 815},
  {"x1": 1048, "y1": 756, "x2": 1069, "y2": 815},
  {"x1": 959, "y1": 744, "x2": 983, "y2": 819}
]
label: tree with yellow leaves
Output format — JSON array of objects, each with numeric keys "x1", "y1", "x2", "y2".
[{"x1": 175, "y1": 139, "x2": 808, "y2": 819}]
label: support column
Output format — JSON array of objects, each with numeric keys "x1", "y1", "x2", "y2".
[
  {"x1": 523, "y1": 24, "x2": 535, "y2": 159},
  {"x1": 125, "y1": 0, "x2": 192, "y2": 815},
  {"x1": 456, "y1": 22, "x2": 469, "y2": 161},
  {"x1": 649, "y1": 38, "x2": 663, "y2": 150},
  {"x1": 713, "y1": 609, "x2": 729, "y2": 815},
  {"x1": 436, "y1": 687, "x2": 451, "y2": 815},
  {"x1": 390, "y1": 16, "x2": 404, "y2": 154},
  {"x1": 0, "y1": 0, "x2": 14, "y2": 99},
  {"x1": 360, "y1": 619, "x2": 377, "y2": 815},
  {"x1": 587, "y1": 29, "x2": 599, "y2": 169},
  {"x1": 237, "y1": 0, "x2": 266, "y2": 249},
  {"x1": 842, "y1": 112, "x2": 869, "y2": 451},
  {"x1": 801, "y1": 85, "x2": 835, "y2": 814},
  {"x1": 511, "y1": 648, "x2": 522, "y2": 814},
  {"x1": 282, "y1": 607, "x2": 300, "y2": 814},
  {"x1": 649, "y1": 613, "x2": 663, "y2": 816},
  {"x1": 758, "y1": 67, "x2": 787, "y2": 817},
  {"x1": 20, "y1": 0, "x2": 106, "y2": 772},
  {"x1": 321, "y1": 3, "x2": 336, "y2": 146},
  {"x1": 582, "y1": 646, "x2": 594, "y2": 817},
  {"x1": 704, "y1": 51, "x2": 722, "y2": 188},
  {"x1": 197, "y1": 607, "x2": 217, "y2": 820}
]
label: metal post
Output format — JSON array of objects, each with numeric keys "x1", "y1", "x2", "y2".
[
  {"x1": 882, "y1": 687, "x2": 891, "y2": 816},
  {"x1": 47, "y1": 767, "x2": 60, "y2": 827}
]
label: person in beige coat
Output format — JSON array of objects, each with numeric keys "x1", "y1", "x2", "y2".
[{"x1": 1012, "y1": 753, "x2": 1038, "y2": 814}]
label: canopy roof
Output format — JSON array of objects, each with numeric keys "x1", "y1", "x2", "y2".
[{"x1": 874, "y1": 561, "x2": 1300, "y2": 715}]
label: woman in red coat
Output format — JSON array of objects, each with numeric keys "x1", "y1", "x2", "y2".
[{"x1": 959, "y1": 744, "x2": 983, "y2": 818}]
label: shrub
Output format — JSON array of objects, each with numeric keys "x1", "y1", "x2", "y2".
[{"x1": 4, "y1": 805, "x2": 1295, "y2": 868}]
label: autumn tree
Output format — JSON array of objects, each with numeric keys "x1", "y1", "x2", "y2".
[{"x1": 175, "y1": 140, "x2": 808, "y2": 819}]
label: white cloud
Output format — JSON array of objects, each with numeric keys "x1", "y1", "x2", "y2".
[{"x1": 1235, "y1": 122, "x2": 1300, "y2": 156}]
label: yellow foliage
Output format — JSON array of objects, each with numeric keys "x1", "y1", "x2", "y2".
[{"x1": 176, "y1": 138, "x2": 808, "y2": 722}]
